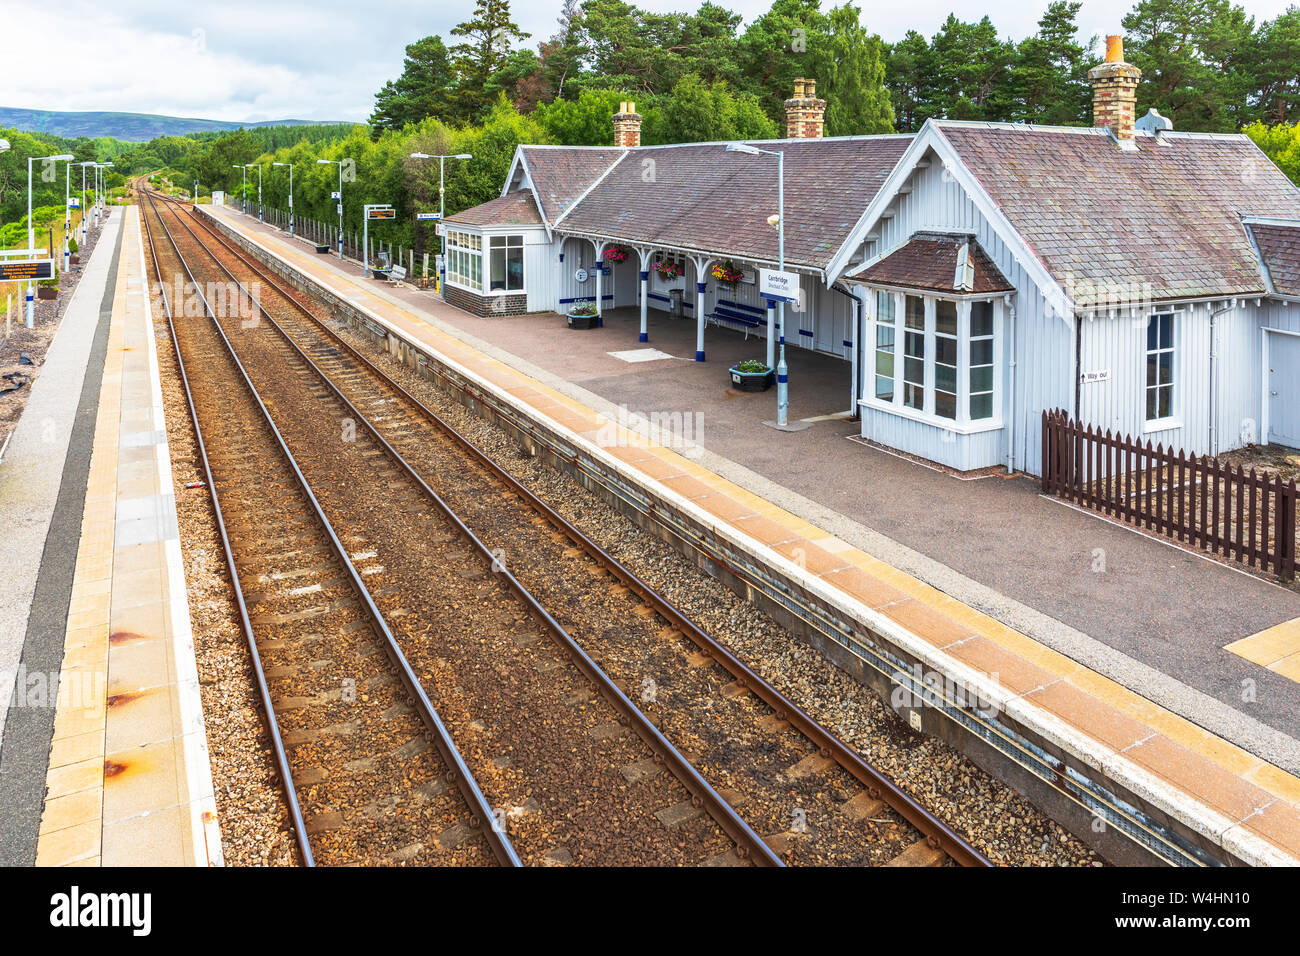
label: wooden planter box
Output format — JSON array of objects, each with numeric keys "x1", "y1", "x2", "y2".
[
  {"x1": 567, "y1": 311, "x2": 598, "y2": 330},
  {"x1": 37, "y1": 286, "x2": 58, "y2": 301},
  {"x1": 314, "y1": 243, "x2": 331, "y2": 254},
  {"x1": 69, "y1": 255, "x2": 80, "y2": 266},
  {"x1": 729, "y1": 366, "x2": 774, "y2": 391}
]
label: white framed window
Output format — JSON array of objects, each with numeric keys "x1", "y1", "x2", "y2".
[
  {"x1": 864, "y1": 289, "x2": 1002, "y2": 431},
  {"x1": 446, "y1": 229, "x2": 482, "y2": 290},
  {"x1": 1145, "y1": 312, "x2": 1174, "y2": 422},
  {"x1": 969, "y1": 301, "x2": 995, "y2": 420},
  {"x1": 902, "y1": 294, "x2": 925, "y2": 410},
  {"x1": 874, "y1": 290, "x2": 896, "y2": 402},
  {"x1": 934, "y1": 299, "x2": 958, "y2": 419},
  {"x1": 489, "y1": 234, "x2": 525, "y2": 292}
]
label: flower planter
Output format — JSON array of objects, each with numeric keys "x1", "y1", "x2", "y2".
[
  {"x1": 37, "y1": 287, "x2": 58, "y2": 301},
  {"x1": 69, "y1": 255, "x2": 80, "y2": 266},
  {"x1": 729, "y1": 366, "x2": 774, "y2": 391},
  {"x1": 314, "y1": 243, "x2": 331, "y2": 254},
  {"x1": 567, "y1": 311, "x2": 598, "y2": 330}
]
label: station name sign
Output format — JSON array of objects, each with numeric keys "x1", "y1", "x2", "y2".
[
  {"x1": 0, "y1": 259, "x2": 54, "y2": 282},
  {"x1": 415, "y1": 212, "x2": 439, "y2": 221},
  {"x1": 758, "y1": 268, "x2": 800, "y2": 303}
]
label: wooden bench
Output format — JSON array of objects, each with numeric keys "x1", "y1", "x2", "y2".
[{"x1": 706, "y1": 303, "x2": 765, "y2": 339}]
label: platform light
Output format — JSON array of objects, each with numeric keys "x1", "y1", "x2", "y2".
[
  {"x1": 245, "y1": 162, "x2": 263, "y2": 223},
  {"x1": 273, "y1": 162, "x2": 295, "y2": 236},
  {"x1": 409, "y1": 152, "x2": 472, "y2": 293},
  {"x1": 316, "y1": 159, "x2": 351, "y2": 260},
  {"x1": 24, "y1": 153, "x2": 76, "y2": 329}
]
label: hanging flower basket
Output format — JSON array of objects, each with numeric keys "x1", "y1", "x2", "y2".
[
  {"x1": 711, "y1": 261, "x2": 745, "y2": 284},
  {"x1": 653, "y1": 259, "x2": 683, "y2": 280},
  {"x1": 602, "y1": 245, "x2": 630, "y2": 264}
]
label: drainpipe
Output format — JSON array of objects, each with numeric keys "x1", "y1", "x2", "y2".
[
  {"x1": 1208, "y1": 300, "x2": 1233, "y2": 455},
  {"x1": 830, "y1": 282, "x2": 862, "y2": 419},
  {"x1": 1073, "y1": 312, "x2": 1083, "y2": 422},
  {"x1": 1004, "y1": 293, "x2": 1017, "y2": 473}
]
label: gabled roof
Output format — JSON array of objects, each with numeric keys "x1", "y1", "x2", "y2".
[
  {"x1": 846, "y1": 231, "x2": 1013, "y2": 295},
  {"x1": 514, "y1": 145, "x2": 628, "y2": 226},
  {"x1": 933, "y1": 122, "x2": 1300, "y2": 308},
  {"x1": 556, "y1": 136, "x2": 913, "y2": 272},
  {"x1": 1245, "y1": 217, "x2": 1300, "y2": 298},
  {"x1": 444, "y1": 190, "x2": 543, "y2": 227}
]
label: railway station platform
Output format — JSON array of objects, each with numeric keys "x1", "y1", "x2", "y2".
[
  {"x1": 0, "y1": 206, "x2": 221, "y2": 866},
  {"x1": 202, "y1": 204, "x2": 1300, "y2": 865}
]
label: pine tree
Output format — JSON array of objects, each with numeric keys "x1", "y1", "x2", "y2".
[
  {"x1": 815, "y1": 4, "x2": 894, "y2": 135},
  {"x1": 450, "y1": 0, "x2": 531, "y2": 122},
  {"x1": 1012, "y1": 1, "x2": 1094, "y2": 126},
  {"x1": 369, "y1": 36, "x2": 455, "y2": 136}
]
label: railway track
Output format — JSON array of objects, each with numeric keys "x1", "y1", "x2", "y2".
[
  {"x1": 141, "y1": 190, "x2": 517, "y2": 867},
  {"x1": 149, "y1": 188, "x2": 991, "y2": 866}
]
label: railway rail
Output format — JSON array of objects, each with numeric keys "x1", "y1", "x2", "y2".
[
  {"x1": 147, "y1": 187, "x2": 991, "y2": 867},
  {"x1": 140, "y1": 189, "x2": 518, "y2": 867}
]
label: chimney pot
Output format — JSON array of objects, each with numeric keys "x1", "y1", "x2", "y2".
[
  {"x1": 1089, "y1": 34, "x2": 1141, "y2": 142},
  {"x1": 784, "y1": 78, "x2": 826, "y2": 139}
]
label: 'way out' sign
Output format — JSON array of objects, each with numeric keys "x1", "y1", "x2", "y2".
[{"x1": 758, "y1": 268, "x2": 800, "y2": 303}]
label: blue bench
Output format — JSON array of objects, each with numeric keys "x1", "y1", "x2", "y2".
[{"x1": 707, "y1": 300, "x2": 766, "y2": 339}]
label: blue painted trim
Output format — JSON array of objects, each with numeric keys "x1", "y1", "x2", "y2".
[
  {"x1": 777, "y1": 373, "x2": 788, "y2": 383},
  {"x1": 638, "y1": 332, "x2": 648, "y2": 342},
  {"x1": 696, "y1": 282, "x2": 707, "y2": 294},
  {"x1": 558, "y1": 252, "x2": 564, "y2": 262},
  {"x1": 842, "y1": 339, "x2": 853, "y2": 347},
  {"x1": 639, "y1": 271, "x2": 649, "y2": 281},
  {"x1": 597, "y1": 317, "x2": 603, "y2": 327},
  {"x1": 798, "y1": 329, "x2": 814, "y2": 337},
  {"x1": 647, "y1": 293, "x2": 671, "y2": 304},
  {"x1": 695, "y1": 350, "x2": 706, "y2": 362}
]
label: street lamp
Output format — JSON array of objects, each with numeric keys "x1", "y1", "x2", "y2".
[
  {"x1": 92, "y1": 162, "x2": 113, "y2": 222},
  {"x1": 316, "y1": 159, "x2": 351, "y2": 260},
  {"x1": 245, "y1": 163, "x2": 263, "y2": 223},
  {"x1": 410, "y1": 152, "x2": 472, "y2": 293},
  {"x1": 26, "y1": 152, "x2": 75, "y2": 328},
  {"x1": 79, "y1": 161, "x2": 94, "y2": 243},
  {"x1": 726, "y1": 142, "x2": 788, "y2": 427},
  {"x1": 232, "y1": 165, "x2": 247, "y2": 215},
  {"x1": 272, "y1": 162, "x2": 294, "y2": 237}
]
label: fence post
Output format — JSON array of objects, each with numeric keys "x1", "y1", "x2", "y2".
[
  {"x1": 1041, "y1": 410, "x2": 1050, "y2": 492},
  {"x1": 1282, "y1": 479, "x2": 1297, "y2": 582}
]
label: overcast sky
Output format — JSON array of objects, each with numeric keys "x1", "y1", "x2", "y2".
[{"x1": 4, "y1": 0, "x2": 1296, "y2": 123}]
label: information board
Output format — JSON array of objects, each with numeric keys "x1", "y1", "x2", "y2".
[{"x1": 0, "y1": 259, "x2": 54, "y2": 282}]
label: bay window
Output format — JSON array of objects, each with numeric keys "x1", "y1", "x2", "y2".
[
  {"x1": 446, "y1": 229, "x2": 526, "y2": 294},
  {"x1": 446, "y1": 229, "x2": 481, "y2": 290},
  {"x1": 866, "y1": 289, "x2": 1002, "y2": 429}
]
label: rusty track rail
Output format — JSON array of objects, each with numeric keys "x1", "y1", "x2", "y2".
[
  {"x1": 151, "y1": 190, "x2": 782, "y2": 867},
  {"x1": 141, "y1": 187, "x2": 523, "y2": 868},
  {"x1": 169, "y1": 192, "x2": 992, "y2": 867}
]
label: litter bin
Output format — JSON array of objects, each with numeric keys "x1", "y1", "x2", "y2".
[{"x1": 668, "y1": 288, "x2": 684, "y2": 318}]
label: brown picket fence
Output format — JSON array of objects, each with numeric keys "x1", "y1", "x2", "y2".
[{"x1": 1041, "y1": 410, "x2": 1297, "y2": 581}]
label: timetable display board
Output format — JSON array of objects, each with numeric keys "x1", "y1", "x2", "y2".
[{"x1": 0, "y1": 259, "x2": 54, "y2": 282}]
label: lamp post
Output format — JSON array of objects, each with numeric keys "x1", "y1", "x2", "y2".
[
  {"x1": 193, "y1": 180, "x2": 199, "y2": 206},
  {"x1": 316, "y1": 159, "x2": 349, "y2": 260},
  {"x1": 27, "y1": 152, "x2": 75, "y2": 328},
  {"x1": 245, "y1": 163, "x2": 263, "y2": 223},
  {"x1": 63, "y1": 159, "x2": 72, "y2": 274},
  {"x1": 231, "y1": 165, "x2": 247, "y2": 215},
  {"x1": 273, "y1": 162, "x2": 294, "y2": 237},
  {"x1": 79, "y1": 161, "x2": 93, "y2": 243},
  {"x1": 409, "y1": 152, "x2": 471, "y2": 293},
  {"x1": 726, "y1": 142, "x2": 787, "y2": 426},
  {"x1": 99, "y1": 162, "x2": 113, "y2": 219}
]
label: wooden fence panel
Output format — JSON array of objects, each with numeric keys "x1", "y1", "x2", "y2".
[{"x1": 1041, "y1": 410, "x2": 1296, "y2": 582}]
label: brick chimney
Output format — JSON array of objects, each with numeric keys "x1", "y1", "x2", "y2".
[
  {"x1": 613, "y1": 102, "x2": 642, "y2": 148},
  {"x1": 1089, "y1": 35, "x2": 1142, "y2": 142},
  {"x1": 784, "y1": 78, "x2": 826, "y2": 139}
]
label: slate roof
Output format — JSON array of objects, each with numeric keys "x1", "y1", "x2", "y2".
[
  {"x1": 847, "y1": 232, "x2": 1013, "y2": 294},
  {"x1": 935, "y1": 122, "x2": 1300, "y2": 307},
  {"x1": 1246, "y1": 219, "x2": 1300, "y2": 297},
  {"x1": 444, "y1": 190, "x2": 543, "y2": 227},
  {"x1": 553, "y1": 137, "x2": 913, "y2": 271},
  {"x1": 519, "y1": 146, "x2": 627, "y2": 224}
]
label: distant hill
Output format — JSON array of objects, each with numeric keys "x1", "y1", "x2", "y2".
[{"x1": 0, "y1": 108, "x2": 345, "y2": 141}]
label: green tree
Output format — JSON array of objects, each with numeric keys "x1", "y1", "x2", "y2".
[
  {"x1": 736, "y1": 0, "x2": 827, "y2": 118},
  {"x1": 814, "y1": 4, "x2": 894, "y2": 135},
  {"x1": 927, "y1": 14, "x2": 1017, "y2": 121},
  {"x1": 1123, "y1": 0, "x2": 1257, "y2": 132},
  {"x1": 1248, "y1": 8, "x2": 1300, "y2": 125},
  {"x1": 642, "y1": 73, "x2": 778, "y2": 144},
  {"x1": 534, "y1": 88, "x2": 632, "y2": 144},
  {"x1": 370, "y1": 36, "x2": 455, "y2": 135},
  {"x1": 1012, "y1": 1, "x2": 1095, "y2": 126},
  {"x1": 1245, "y1": 119, "x2": 1300, "y2": 183},
  {"x1": 885, "y1": 30, "x2": 934, "y2": 131},
  {"x1": 450, "y1": 0, "x2": 530, "y2": 122}
]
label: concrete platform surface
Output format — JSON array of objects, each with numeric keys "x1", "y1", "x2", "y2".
[{"x1": 1, "y1": 207, "x2": 221, "y2": 866}]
